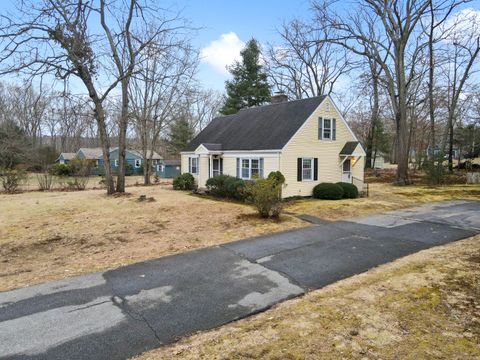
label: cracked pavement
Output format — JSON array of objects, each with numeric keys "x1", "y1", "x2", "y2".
[{"x1": 0, "y1": 200, "x2": 479, "y2": 359}]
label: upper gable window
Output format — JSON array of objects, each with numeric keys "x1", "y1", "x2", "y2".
[
  {"x1": 323, "y1": 119, "x2": 332, "y2": 139},
  {"x1": 325, "y1": 102, "x2": 331, "y2": 112},
  {"x1": 318, "y1": 117, "x2": 336, "y2": 140}
]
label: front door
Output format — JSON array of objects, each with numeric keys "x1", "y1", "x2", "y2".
[
  {"x1": 342, "y1": 159, "x2": 352, "y2": 183},
  {"x1": 212, "y1": 158, "x2": 222, "y2": 177}
]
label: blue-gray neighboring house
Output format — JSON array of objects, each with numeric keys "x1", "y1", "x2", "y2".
[
  {"x1": 74, "y1": 147, "x2": 179, "y2": 177},
  {"x1": 55, "y1": 152, "x2": 76, "y2": 164},
  {"x1": 155, "y1": 159, "x2": 181, "y2": 178}
]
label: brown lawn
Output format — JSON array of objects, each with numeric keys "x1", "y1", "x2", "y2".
[
  {"x1": 1, "y1": 181, "x2": 478, "y2": 293},
  {"x1": 134, "y1": 234, "x2": 480, "y2": 360},
  {"x1": 0, "y1": 185, "x2": 304, "y2": 291},
  {"x1": 285, "y1": 182, "x2": 480, "y2": 220}
]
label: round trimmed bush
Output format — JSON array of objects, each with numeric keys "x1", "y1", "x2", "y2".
[
  {"x1": 336, "y1": 182, "x2": 359, "y2": 199},
  {"x1": 312, "y1": 182, "x2": 344, "y2": 200},
  {"x1": 206, "y1": 175, "x2": 246, "y2": 200},
  {"x1": 173, "y1": 173, "x2": 195, "y2": 190}
]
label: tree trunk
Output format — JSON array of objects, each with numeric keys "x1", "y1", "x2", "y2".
[
  {"x1": 94, "y1": 102, "x2": 115, "y2": 194},
  {"x1": 394, "y1": 46, "x2": 410, "y2": 185},
  {"x1": 448, "y1": 115, "x2": 454, "y2": 173},
  {"x1": 116, "y1": 80, "x2": 129, "y2": 193}
]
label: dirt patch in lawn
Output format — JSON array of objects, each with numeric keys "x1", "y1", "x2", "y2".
[
  {"x1": 285, "y1": 183, "x2": 480, "y2": 220},
  {"x1": 134, "y1": 235, "x2": 480, "y2": 360},
  {"x1": 0, "y1": 185, "x2": 305, "y2": 291}
]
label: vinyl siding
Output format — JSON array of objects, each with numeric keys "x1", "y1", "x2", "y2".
[
  {"x1": 181, "y1": 152, "x2": 280, "y2": 188},
  {"x1": 280, "y1": 97, "x2": 363, "y2": 198}
]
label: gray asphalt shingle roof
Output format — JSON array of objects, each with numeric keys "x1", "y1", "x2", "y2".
[
  {"x1": 340, "y1": 141, "x2": 360, "y2": 155},
  {"x1": 183, "y1": 96, "x2": 326, "y2": 152},
  {"x1": 60, "y1": 153, "x2": 76, "y2": 160}
]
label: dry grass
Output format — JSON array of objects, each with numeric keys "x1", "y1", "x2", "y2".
[
  {"x1": 286, "y1": 182, "x2": 480, "y2": 220},
  {"x1": 0, "y1": 185, "x2": 304, "y2": 291},
  {"x1": 19, "y1": 174, "x2": 155, "y2": 191},
  {"x1": 135, "y1": 235, "x2": 480, "y2": 360}
]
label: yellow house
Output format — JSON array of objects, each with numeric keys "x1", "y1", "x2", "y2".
[{"x1": 181, "y1": 95, "x2": 365, "y2": 198}]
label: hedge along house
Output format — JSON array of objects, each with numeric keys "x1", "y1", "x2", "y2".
[{"x1": 181, "y1": 95, "x2": 366, "y2": 198}]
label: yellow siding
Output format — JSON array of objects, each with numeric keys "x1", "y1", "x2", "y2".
[
  {"x1": 180, "y1": 155, "x2": 189, "y2": 175},
  {"x1": 222, "y1": 156, "x2": 236, "y2": 176},
  {"x1": 280, "y1": 97, "x2": 363, "y2": 198}
]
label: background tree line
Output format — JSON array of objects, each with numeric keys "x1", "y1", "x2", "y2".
[{"x1": 1, "y1": 0, "x2": 479, "y2": 193}]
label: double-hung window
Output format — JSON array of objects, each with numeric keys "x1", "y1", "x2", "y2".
[
  {"x1": 135, "y1": 159, "x2": 141, "y2": 168},
  {"x1": 318, "y1": 117, "x2": 336, "y2": 140},
  {"x1": 237, "y1": 158, "x2": 264, "y2": 179},
  {"x1": 189, "y1": 157, "x2": 198, "y2": 174},
  {"x1": 114, "y1": 159, "x2": 118, "y2": 167},
  {"x1": 323, "y1": 119, "x2": 332, "y2": 139},
  {"x1": 302, "y1": 158, "x2": 313, "y2": 181}
]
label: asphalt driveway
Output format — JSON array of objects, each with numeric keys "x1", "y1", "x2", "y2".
[{"x1": 1, "y1": 200, "x2": 479, "y2": 359}]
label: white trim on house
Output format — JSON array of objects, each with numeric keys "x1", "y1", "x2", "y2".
[
  {"x1": 114, "y1": 159, "x2": 118, "y2": 167},
  {"x1": 188, "y1": 156, "x2": 199, "y2": 174},
  {"x1": 181, "y1": 149, "x2": 282, "y2": 155},
  {"x1": 321, "y1": 117, "x2": 333, "y2": 140},
  {"x1": 238, "y1": 157, "x2": 264, "y2": 180},
  {"x1": 135, "y1": 159, "x2": 142, "y2": 168}
]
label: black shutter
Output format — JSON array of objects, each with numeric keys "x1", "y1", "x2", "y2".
[
  {"x1": 332, "y1": 119, "x2": 337, "y2": 140},
  {"x1": 318, "y1": 117, "x2": 323, "y2": 140},
  {"x1": 220, "y1": 158, "x2": 223, "y2": 174},
  {"x1": 297, "y1": 158, "x2": 302, "y2": 181},
  {"x1": 314, "y1": 158, "x2": 318, "y2": 180}
]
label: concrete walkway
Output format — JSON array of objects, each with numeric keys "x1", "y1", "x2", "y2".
[{"x1": 1, "y1": 200, "x2": 479, "y2": 359}]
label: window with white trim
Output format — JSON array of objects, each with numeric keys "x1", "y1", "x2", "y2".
[
  {"x1": 114, "y1": 159, "x2": 118, "y2": 167},
  {"x1": 189, "y1": 157, "x2": 198, "y2": 174},
  {"x1": 302, "y1": 158, "x2": 313, "y2": 181},
  {"x1": 135, "y1": 159, "x2": 141, "y2": 168},
  {"x1": 322, "y1": 118, "x2": 332, "y2": 139},
  {"x1": 238, "y1": 158, "x2": 264, "y2": 179}
]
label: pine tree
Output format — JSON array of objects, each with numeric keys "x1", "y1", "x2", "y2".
[
  {"x1": 167, "y1": 115, "x2": 195, "y2": 156},
  {"x1": 220, "y1": 39, "x2": 271, "y2": 115}
]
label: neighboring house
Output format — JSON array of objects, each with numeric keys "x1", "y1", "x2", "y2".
[
  {"x1": 98, "y1": 148, "x2": 163, "y2": 175},
  {"x1": 371, "y1": 152, "x2": 386, "y2": 169},
  {"x1": 74, "y1": 147, "x2": 175, "y2": 177},
  {"x1": 427, "y1": 146, "x2": 460, "y2": 160},
  {"x1": 156, "y1": 160, "x2": 181, "y2": 178},
  {"x1": 55, "y1": 152, "x2": 76, "y2": 164},
  {"x1": 181, "y1": 95, "x2": 365, "y2": 198}
]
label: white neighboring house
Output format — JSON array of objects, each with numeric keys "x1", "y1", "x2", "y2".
[{"x1": 181, "y1": 95, "x2": 366, "y2": 198}]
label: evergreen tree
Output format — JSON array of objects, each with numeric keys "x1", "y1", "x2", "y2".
[
  {"x1": 220, "y1": 39, "x2": 271, "y2": 115},
  {"x1": 167, "y1": 115, "x2": 195, "y2": 156}
]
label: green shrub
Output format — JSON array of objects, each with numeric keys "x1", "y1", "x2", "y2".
[
  {"x1": 313, "y1": 182, "x2": 344, "y2": 200},
  {"x1": 336, "y1": 182, "x2": 358, "y2": 199},
  {"x1": 173, "y1": 173, "x2": 195, "y2": 190},
  {"x1": 125, "y1": 163, "x2": 134, "y2": 176},
  {"x1": 246, "y1": 172, "x2": 285, "y2": 218},
  {"x1": 206, "y1": 175, "x2": 246, "y2": 200},
  {"x1": 50, "y1": 163, "x2": 72, "y2": 176},
  {"x1": 425, "y1": 153, "x2": 446, "y2": 185}
]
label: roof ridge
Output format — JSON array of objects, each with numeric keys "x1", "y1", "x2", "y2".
[{"x1": 215, "y1": 95, "x2": 327, "y2": 121}]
